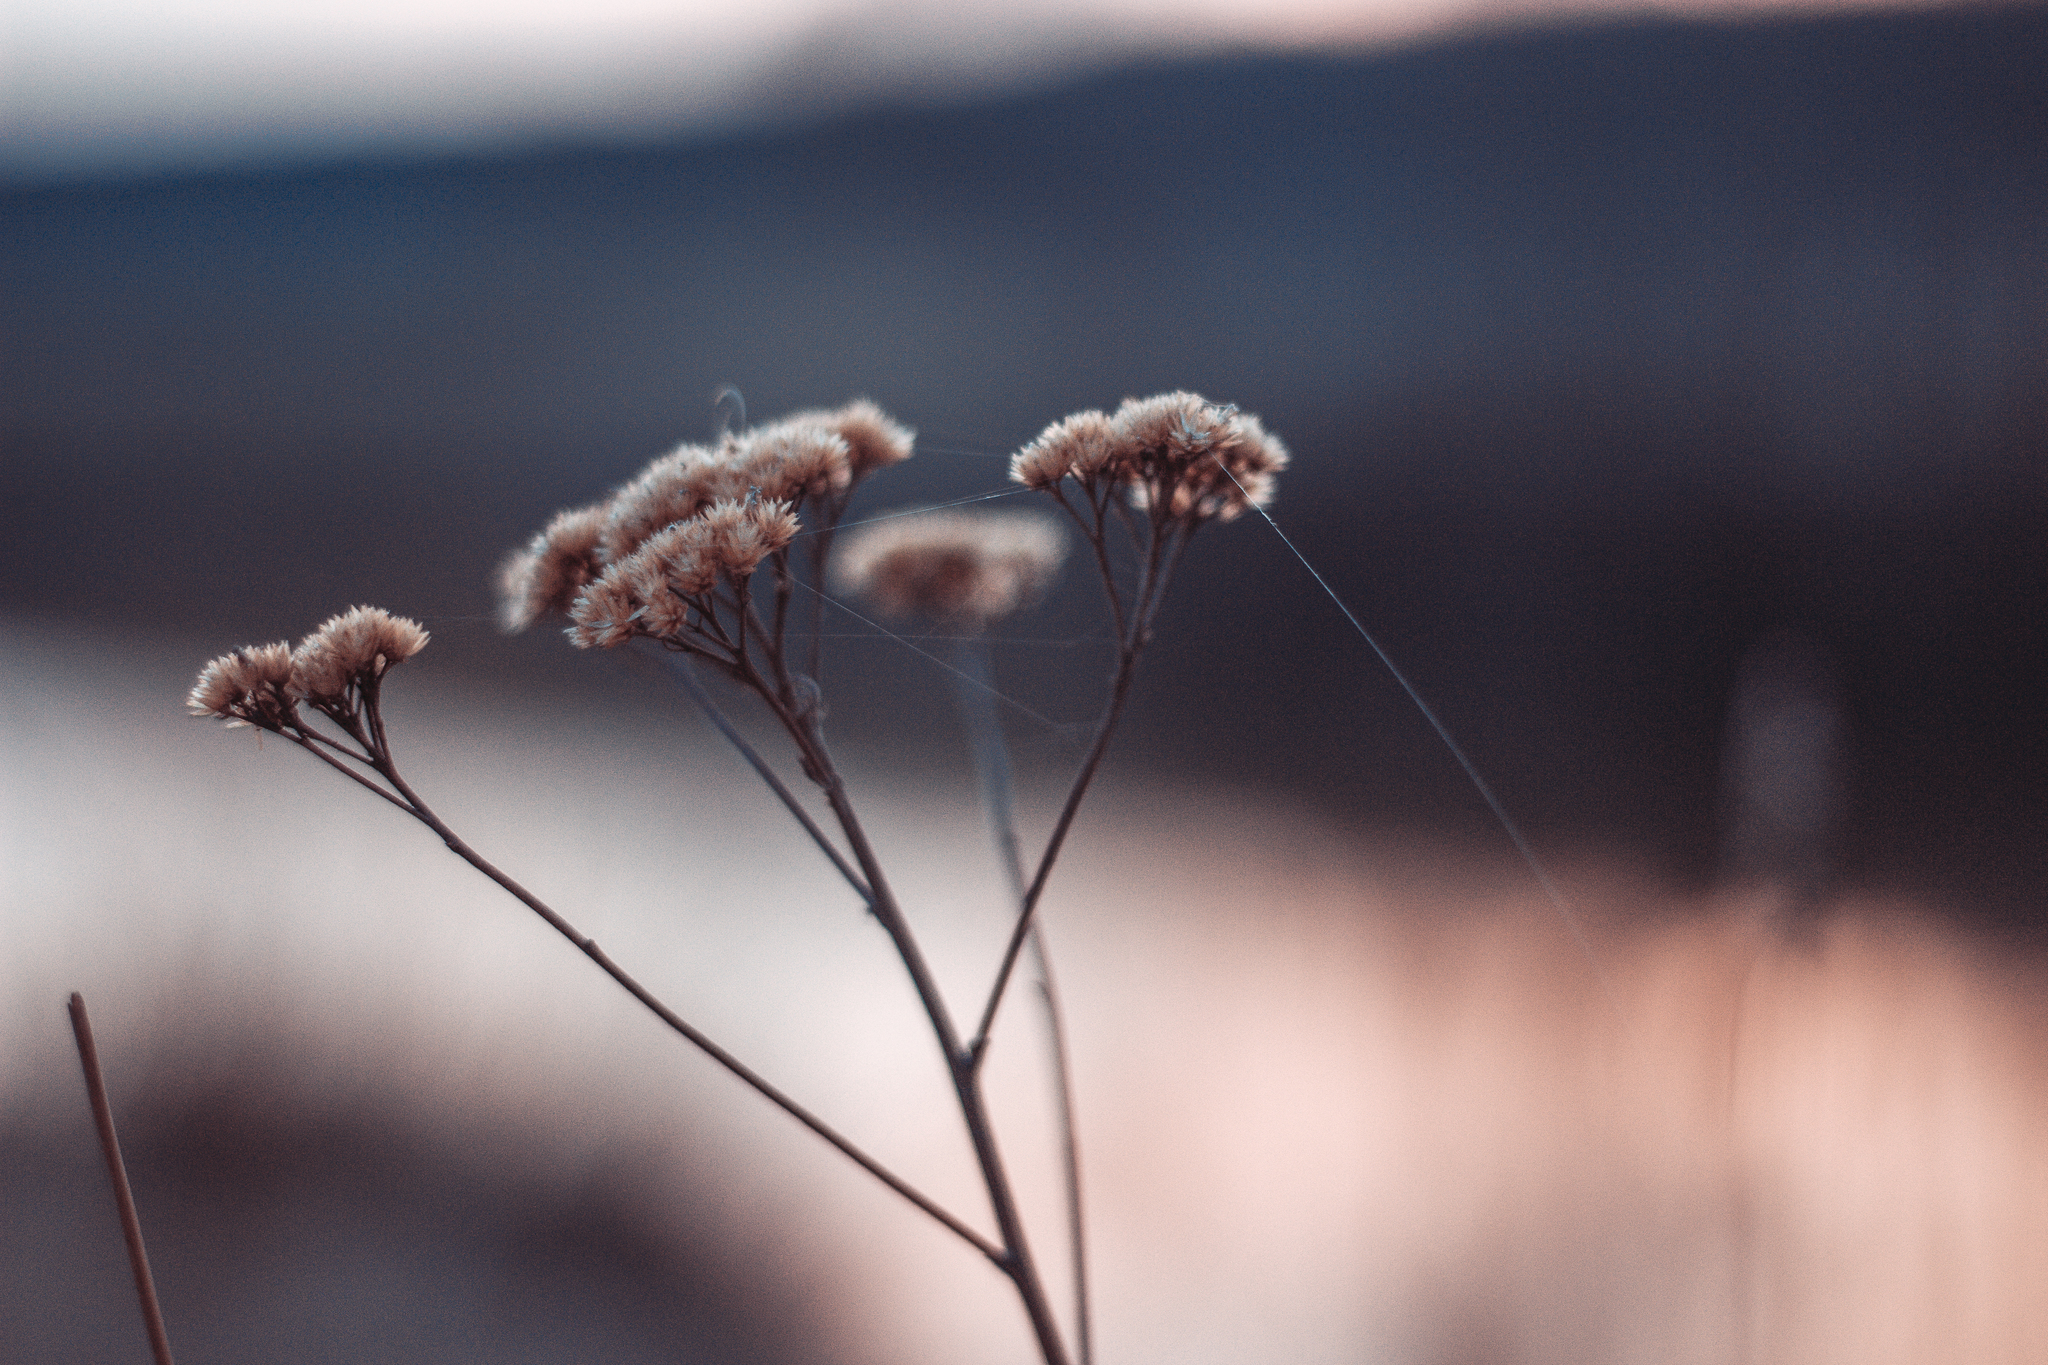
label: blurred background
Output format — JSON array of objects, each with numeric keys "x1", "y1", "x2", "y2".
[
  {"x1": 6, "y1": 0, "x2": 2045, "y2": 926},
  {"x1": 5, "y1": 0, "x2": 2048, "y2": 1360}
]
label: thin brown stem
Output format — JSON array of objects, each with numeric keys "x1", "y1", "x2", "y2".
[
  {"x1": 972, "y1": 502, "x2": 1191, "y2": 1060},
  {"x1": 1033, "y1": 955, "x2": 1091, "y2": 1365},
  {"x1": 665, "y1": 612, "x2": 742, "y2": 673},
  {"x1": 700, "y1": 613, "x2": 741, "y2": 661},
  {"x1": 771, "y1": 549, "x2": 795, "y2": 667},
  {"x1": 286, "y1": 732, "x2": 416, "y2": 816},
  {"x1": 951, "y1": 636, "x2": 1094, "y2": 1365},
  {"x1": 1134, "y1": 521, "x2": 1194, "y2": 644},
  {"x1": 1052, "y1": 485, "x2": 1125, "y2": 645},
  {"x1": 342, "y1": 721, "x2": 998, "y2": 1263},
  {"x1": 365, "y1": 674, "x2": 394, "y2": 758},
  {"x1": 744, "y1": 569, "x2": 793, "y2": 699},
  {"x1": 1108, "y1": 486, "x2": 1145, "y2": 557},
  {"x1": 1130, "y1": 502, "x2": 1170, "y2": 647},
  {"x1": 737, "y1": 581, "x2": 799, "y2": 709},
  {"x1": 657, "y1": 650, "x2": 872, "y2": 903},
  {"x1": 68, "y1": 993, "x2": 176, "y2": 1365},
  {"x1": 972, "y1": 503, "x2": 1164, "y2": 1058},
  {"x1": 782, "y1": 713, "x2": 1071, "y2": 1365},
  {"x1": 291, "y1": 724, "x2": 374, "y2": 764},
  {"x1": 804, "y1": 497, "x2": 847, "y2": 684},
  {"x1": 969, "y1": 644, "x2": 1140, "y2": 1057},
  {"x1": 942, "y1": 1052, "x2": 1074, "y2": 1365}
]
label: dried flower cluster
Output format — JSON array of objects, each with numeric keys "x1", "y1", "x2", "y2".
[
  {"x1": 835, "y1": 510, "x2": 1066, "y2": 626},
  {"x1": 1011, "y1": 391, "x2": 1289, "y2": 523},
  {"x1": 189, "y1": 388, "x2": 1287, "y2": 1365},
  {"x1": 495, "y1": 507, "x2": 606, "y2": 634},
  {"x1": 185, "y1": 642, "x2": 295, "y2": 730},
  {"x1": 567, "y1": 498, "x2": 802, "y2": 650},
  {"x1": 496, "y1": 400, "x2": 914, "y2": 661},
  {"x1": 291, "y1": 606, "x2": 432, "y2": 702},
  {"x1": 187, "y1": 607, "x2": 429, "y2": 733}
]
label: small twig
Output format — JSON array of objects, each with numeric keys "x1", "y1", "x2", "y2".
[
  {"x1": 951, "y1": 636, "x2": 1095, "y2": 1365},
  {"x1": 971, "y1": 643, "x2": 1141, "y2": 1056},
  {"x1": 68, "y1": 993, "x2": 176, "y2": 1365},
  {"x1": 777, "y1": 708, "x2": 1073, "y2": 1365},
  {"x1": 285, "y1": 732, "x2": 417, "y2": 815},
  {"x1": 343, "y1": 715, "x2": 999, "y2": 1264},
  {"x1": 806, "y1": 512, "x2": 843, "y2": 683},
  {"x1": 655, "y1": 648, "x2": 873, "y2": 905},
  {"x1": 1035, "y1": 965, "x2": 1091, "y2": 1365},
  {"x1": 682, "y1": 565, "x2": 1077, "y2": 1365},
  {"x1": 971, "y1": 500, "x2": 1183, "y2": 1064},
  {"x1": 1051, "y1": 485, "x2": 1126, "y2": 645},
  {"x1": 772, "y1": 548, "x2": 795, "y2": 672}
]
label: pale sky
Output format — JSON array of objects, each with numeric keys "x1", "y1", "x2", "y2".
[{"x1": 1, "y1": 0, "x2": 1946, "y2": 177}]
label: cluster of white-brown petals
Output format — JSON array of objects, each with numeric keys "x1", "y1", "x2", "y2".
[
  {"x1": 189, "y1": 607, "x2": 429, "y2": 731},
  {"x1": 567, "y1": 498, "x2": 801, "y2": 650},
  {"x1": 1010, "y1": 391, "x2": 1288, "y2": 522},
  {"x1": 186, "y1": 641, "x2": 297, "y2": 729},
  {"x1": 498, "y1": 400, "x2": 914, "y2": 639},
  {"x1": 497, "y1": 506, "x2": 606, "y2": 633},
  {"x1": 290, "y1": 606, "x2": 431, "y2": 703},
  {"x1": 599, "y1": 424, "x2": 845, "y2": 565},
  {"x1": 1010, "y1": 410, "x2": 1118, "y2": 489},
  {"x1": 835, "y1": 510, "x2": 1067, "y2": 627},
  {"x1": 780, "y1": 398, "x2": 914, "y2": 479}
]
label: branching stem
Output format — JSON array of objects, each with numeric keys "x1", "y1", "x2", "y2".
[
  {"x1": 801, "y1": 734, "x2": 1075, "y2": 1365},
  {"x1": 970, "y1": 644, "x2": 1139, "y2": 1054},
  {"x1": 953, "y1": 635, "x2": 1094, "y2": 1365},
  {"x1": 972, "y1": 493, "x2": 1192, "y2": 1055},
  {"x1": 656, "y1": 649, "x2": 873, "y2": 904},
  {"x1": 295, "y1": 703, "x2": 999, "y2": 1265}
]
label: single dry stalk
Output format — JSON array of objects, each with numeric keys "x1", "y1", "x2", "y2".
[{"x1": 68, "y1": 993, "x2": 176, "y2": 1365}]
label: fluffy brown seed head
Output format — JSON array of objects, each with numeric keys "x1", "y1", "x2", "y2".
[
  {"x1": 565, "y1": 499, "x2": 801, "y2": 648},
  {"x1": 731, "y1": 424, "x2": 852, "y2": 503},
  {"x1": 565, "y1": 572, "x2": 640, "y2": 650},
  {"x1": 619, "y1": 526, "x2": 710, "y2": 639},
  {"x1": 187, "y1": 642, "x2": 296, "y2": 728},
  {"x1": 1010, "y1": 409, "x2": 1117, "y2": 490},
  {"x1": 1111, "y1": 392, "x2": 1290, "y2": 523},
  {"x1": 1110, "y1": 390, "x2": 1231, "y2": 462},
  {"x1": 700, "y1": 498, "x2": 801, "y2": 576},
  {"x1": 497, "y1": 505, "x2": 607, "y2": 633},
  {"x1": 622, "y1": 519, "x2": 722, "y2": 602},
  {"x1": 1134, "y1": 412, "x2": 1290, "y2": 521},
  {"x1": 783, "y1": 399, "x2": 914, "y2": 479},
  {"x1": 599, "y1": 444, "x2": 739, "y2": 564},
  {"x1": 1012, "y1": 394, "x2": 1288, "y2": 520},
  {"x1": 558, "y1": 403, "x2": 904, "y2": 576},
  {"x1": 607, "y1": 522, "x2": 718, "y2": 642},
  {"x1": 290, "y1": 607, "x2": 430, "y2": 702},
  {"x1": 834, "y1": 508, "x2": 1066, "y2": 626},
  {"x1": 1208, "y1": 409, "x2": 1289, "y2": 517}
]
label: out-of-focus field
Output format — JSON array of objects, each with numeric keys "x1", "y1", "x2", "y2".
[{"x1": 6, "y1": 614, "x2": 2043, "y2": 1363}]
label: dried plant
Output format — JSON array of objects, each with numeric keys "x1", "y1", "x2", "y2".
[
  {"x1": 188, "y1": 391, "x2": 1284, "y2": 1365},
  {"x1": 68, "y1": 993, "x2": 176, "y2": 1365},
  {"x1": 833, "y1": 507, "x2": 1066, "y2": 626},
  {"x1": 834, "y1": 504, "x2": 1088, "y2": 1347}
]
